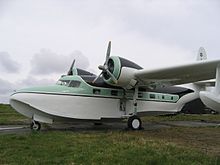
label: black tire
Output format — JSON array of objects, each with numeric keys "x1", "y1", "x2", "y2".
[
  {"x1": 127, "y1": 115, "x2": 142, "y2": 130},
  {"x1": 30, "y1": 121, "x2": 41, "y2": 131}
]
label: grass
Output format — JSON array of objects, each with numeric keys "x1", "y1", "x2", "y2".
[
  {"x1": 0, "y1": 104, "x2": 29, "y2": 125},
  {"x1": 0, "y1": 104, "x2": 219, "y2": 165},
  {"x1": 141, "y1": 113, "x2": 220, "y2": 123},
  {"x1": 0, "y1": 131, "x2": 219, "y2": 165}
]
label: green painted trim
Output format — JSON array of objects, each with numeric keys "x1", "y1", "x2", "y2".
[{"x1": 15, "y1": 75, "x2": 180, "y2": 103}]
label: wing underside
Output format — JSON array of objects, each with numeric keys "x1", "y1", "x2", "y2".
[{"x1": 134, "y1": 60, "x2": 220, "y2": 88}]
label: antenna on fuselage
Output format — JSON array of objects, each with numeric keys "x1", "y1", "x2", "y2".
[{"x1": 67, "y1": 59, "x2": 76, "y2": 75}]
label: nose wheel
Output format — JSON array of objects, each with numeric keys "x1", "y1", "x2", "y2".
[
  {"x1": 30, "y1": 120, "x2": 41, "y2": 131},
  {"x1": 128, "y1": 115, "x2": 142, "y2": 130}
]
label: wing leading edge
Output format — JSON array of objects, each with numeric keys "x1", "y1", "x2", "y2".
[{"x1": 134, "y1": 59, "x2": 220, "y2": 88}]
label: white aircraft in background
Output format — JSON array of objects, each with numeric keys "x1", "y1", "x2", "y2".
[{"x1": 10, "y1": 42, "x2": 220, "y2": 131}]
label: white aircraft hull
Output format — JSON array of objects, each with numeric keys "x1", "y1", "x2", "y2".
[{"x1": 10, "y1": 91, "x2": 198, "y2": 124}]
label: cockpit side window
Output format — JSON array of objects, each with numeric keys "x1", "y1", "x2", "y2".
[{"x1": 68, "y1": 81, "x2": 81, "y2": 88}]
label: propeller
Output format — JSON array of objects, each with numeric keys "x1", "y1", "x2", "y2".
[
  {"x1": 67, "y1": 59, "x2": 76, "y2": 75},
  {"x1": 93, "y1": 41, "x2": 118, "y2": 84}
]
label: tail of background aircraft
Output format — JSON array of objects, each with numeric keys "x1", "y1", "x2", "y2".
[{"x1": 197, "y1": 47, "x2": 207, "y2": 61}]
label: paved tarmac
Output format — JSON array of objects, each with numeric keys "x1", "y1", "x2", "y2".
[{"x1": 0, "y1": 120, "x2": 219, "y2": 134}]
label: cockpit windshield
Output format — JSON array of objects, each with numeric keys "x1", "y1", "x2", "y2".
[
  {"x1": 56, "y1": 80, "x2": 70, "y2": 86},
  {"x1": 56, "y1": 80, "x2": 81, "y2": 88}
]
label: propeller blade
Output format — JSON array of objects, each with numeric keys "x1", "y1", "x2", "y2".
[
  {"x1": 92, "y1": 72, "x2": 102, "y2": 83},
  {"x1": 94, "y1": 41, "x2": 114, "y2": 84},
  {"x1": 67, "y1": 59, "x2": 76, "y2": 75},
  {"x1": 105, "y1": 41, "x2": 111, "y2": 62},
  {"x1": 106, "y1": 69, "x2": 118, "y2": 84}
]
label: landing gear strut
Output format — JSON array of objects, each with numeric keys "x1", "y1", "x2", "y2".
[
  {"x1": 127, "y1": 86, "x2": 142, "y2": 130},
  {"x1": 128, "y1": 115, "x2": 142, "y2": 130},
  {"x1": 30, "y1": 120, "x2": 41, "y2": 131}
]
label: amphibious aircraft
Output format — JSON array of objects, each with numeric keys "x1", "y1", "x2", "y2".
[{"x1": 10, "y1": 42, "x2": 220, "y2": 131}]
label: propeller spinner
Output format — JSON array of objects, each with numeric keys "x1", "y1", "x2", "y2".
[{"x1": 93, "y1": 41, "x2": 118, "y2": 84}]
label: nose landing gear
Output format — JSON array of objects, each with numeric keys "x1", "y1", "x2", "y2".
[{"x1": 30, "y1": 120, "x2": 41, "y2": 131}]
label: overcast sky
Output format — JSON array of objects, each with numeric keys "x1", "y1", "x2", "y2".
[{"x1": 0, "y1": 0, "x2": 220, "y2": 103}]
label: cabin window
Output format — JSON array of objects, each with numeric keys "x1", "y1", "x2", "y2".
[
  {"x1": 93, "y1": 89, "x2": 101, "y2": 95},
  {"x1": 171, "y1": 96, "x2": 174, "y2": 100},
  {"x1": 69, "y1": 81, "x2": 81, "y2": 88},
  {"x1": 111, "y1": 90, "x2": 118, "y2": 96},
  {"x1": 149, "y1": 94, "x2": 155, "y2": 99},
  {"x1": 162, "y1": 95, "x2": 165, "y2": 99},
  {"x1": 138, "y1": 92, "x2": 143, "y2": 98}
]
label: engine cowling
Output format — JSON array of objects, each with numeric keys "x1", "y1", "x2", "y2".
[{"x1": 103, "y1": 56, "x2": 143, "y2": 88}]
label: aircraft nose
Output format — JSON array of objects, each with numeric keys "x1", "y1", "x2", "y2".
[
  {"x1": 10, "y1": 92, "x2": 24, "y2": 102},
  {"x1": 10, "y1": 91, "x2": 35, "y2": 107},
  {"x1": 10, "y1": 92, "x2": 34, "y2": 118},
  {"x1": 10, "y1": 92, "x2": 29, "y2": 109}
]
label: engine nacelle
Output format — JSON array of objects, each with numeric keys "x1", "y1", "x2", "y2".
[
  {"x1": 103, "y1": 56, "x2": 143, "y2": 89},
  {"x1": 200, "y1": 65, "x2": 220, "y2": 113},
  {"x1": 200, "y1": 91, "x2": 220, "y2": 113}
]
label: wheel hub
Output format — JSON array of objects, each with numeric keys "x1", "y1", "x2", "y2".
[{"x1": 132, "y1": 119, "x2": 140, "y2": 129}]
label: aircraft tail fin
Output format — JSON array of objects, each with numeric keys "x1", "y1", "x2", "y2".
[{"x1": 197, "y1": 47, "x2": 207, "y2": 61}]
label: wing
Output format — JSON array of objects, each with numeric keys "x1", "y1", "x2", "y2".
[
  {"x1": 135, "y1": 59, "x2": 220, "y2": 88},
  {"x1": 194, "y1": 80, "x2": 215, "y2": 87}
]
